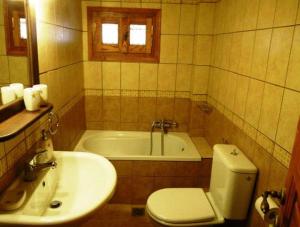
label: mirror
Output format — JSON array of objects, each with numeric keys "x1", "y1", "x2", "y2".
[{"x1": 0, "y1": 0, "x2": 39, "y2": 117}]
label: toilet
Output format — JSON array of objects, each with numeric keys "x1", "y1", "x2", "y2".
[{"x1": 146, "y1": 144, "x2": 257, "y2": 226}]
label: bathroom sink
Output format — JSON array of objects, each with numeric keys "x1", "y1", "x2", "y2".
[{"x1": 0, "y1": 151, "x2": 117, "y2": 226}]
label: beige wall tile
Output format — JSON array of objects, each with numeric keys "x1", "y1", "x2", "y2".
[
  {"x1": 0, "y1": 26, "x2": 6, "y2": 55},
  {"x1": 193, "y1": 35, "x2": 212, "y2": 65},
  {"x1": 179, "y1": 4, "x2": 196, "y2": 35},
  {"x1": 257, "y1": 0, "x2": 277, "y2": 29},
  {"x1": 36, "y1": 0, "x2": 56, "y2": 24},
  {"x1": 101, "y1": 2, "x2": 121, "y2": 7},
  {"x1": 233, "y1": 0, "x2": 247, "y2": 31},
  {"x1": 229, "y1": 33, "x2": 242, "y2": 72},
  {"x1": 102, "y1": 62, "x2": 121, "y2": 89},
  {"x1": 161, "y1": 4, "x2": 180, "y2": 34},
  {"x1": 160, "y1": 35, "x2": 178, "y2": 63},
  {"x1": 222, "y1": 0, "x2": 236, "y2": 33},
  {"x1": 84, "y1": 61, "x2": 102, "y2": 89},
  {"x1": 223, "y1": 72, "x2": 237, "y2": 110},
  {"x1": 192, "y1": 66, "x2": 209, "y2": 94},
  {"x1": 141, "y1": 3, "x2": 161, "y2": 9},
  {"x1": 243, "y1": 0, "x2": 260, "y2": 30},
  {"x1": 258, "y1": 84, "x2": 284, "y2": 140},
  {"x1": 266, "y1": 27, "x2": 294, "y2": 86},
  {"x1": 274, "y1": 0, "x2": 299, "y2": 27},
  {"x1": 220, "y1": 34, "x2": 232, "y2": 69},
  {"x1": 176, "y1": 64, "x2": 192, "y2": 92},
  {"x1": 238, "y1": 31, "x2": 255, "y2": 76},
  {"x1": 276, "y1": 89, "x2": 300, "y2": 152},
  {"x1": 251, "y1": 29, "x2": 272, "y2": 80},
  {"x1": 298, "y1": 4, "x2": 300, "y2": 24},
  {"x1": 212, "y1": 35, "x2": 222, "y2": 66},
  {"x1": 121, "y1": 2, "x2": 141, "y2": 8},
  {"x1": 178, "y1": 35, "x2": 194, "y2": 64},
  {"x1": 139, "y1": 63, "x2": 158, "y2": 90},
  {"x1": 286, "y1": 26, "x2": 300, "y2": 92},
  {"x1": 233, "y1": 75, "x2": 249, "y2": 118},
  {"x1": 245, "y1": 79, "x2": 265, "y2": 128},
  {"x1": 195, "y1": 3, "x2": 215, "y2": 35},
  {"x1": 0, "y1": 56, "x2": 9, "y2": 84},
  {"x1": 0, "y1": 0, "x2": 3, "y2": 25},
  {"x1": 158, "y1": 64, "x2": 176, "y2": 91},
  {"x1": 82, "y1": 32, "x2": 88, "y2": 61},
  {"x1": 8, "y1": 57, "x2": 29, "y2": 86},
  {"x1": 121, "y1": 63, "x2": 139, "y2": 90}
]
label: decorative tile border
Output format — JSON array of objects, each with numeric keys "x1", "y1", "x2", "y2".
[
  {"x1": 157, "y1": 91, "x2": 175, "y2": 98},
  {"x1": 85, "y1": 89, "x2": 103, "y2": 96},
  {"x1": 256, "y1": 132, "x2": 275, "y2": 155},
  {"x1": 139, "y1": 90, "x2": 157, "y2": 97},
  {"x1": 232, "y1": 114, "x2": 244, "y2": 130},
  {"x1": 243, "y1": 122, "x2": 257, "y2": 141},
  {"x1": 175, "y1": 91, "x2": 191, "y2": 98},
  {"x1": 273, "y1": 145, "x2": 291, "y2": 168},
  {"x1": 191, "y1": 94, "x2": 206, "y2": 102},
  {"x1": 103, "y1": 89, "x2": 121, "y2": 96},
  {"x1": 121, "y1": 90, "x2": 139, "y2": 97}
]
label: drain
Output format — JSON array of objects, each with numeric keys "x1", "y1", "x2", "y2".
[
  {"x1": 132, "y1": 207, "x2": 145, "y2": 216},
  {"x1": 50, "y1": 200, "x2": 62, "y2": 209}
]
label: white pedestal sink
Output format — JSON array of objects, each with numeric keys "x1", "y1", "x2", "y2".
[{"x1": 0, "y1": 151, "x2": 117, "y2": 226}]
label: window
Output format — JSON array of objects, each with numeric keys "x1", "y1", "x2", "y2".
[
  {"x1": 3, "y1": 0, "x2": 27, "y2": 56},
  {"x1": 87, "y1": 7, "x2": 161, "y2": 62}
]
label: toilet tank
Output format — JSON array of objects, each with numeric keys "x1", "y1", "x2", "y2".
[{"x1": 209, "y1": 144, "x2": 257, "y2": 220}]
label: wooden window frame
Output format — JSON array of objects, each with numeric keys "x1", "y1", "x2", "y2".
[
  {"x1": 87, "y1": 7, "x2": 161, "y2": 63},
  {"x1": 3, "y1": 0, "x2": 27, "y2": 56}
]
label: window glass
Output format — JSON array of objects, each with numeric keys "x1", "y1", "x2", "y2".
[
  {"x1": 102, "y1": 23, "x2": 118, "y2": 44},
  {"x1": 129, "y1": 24, "x2": 146, "y2": 45},
  {"x1": 20, "y1": 18, "x2": 27, "y2": 39}
]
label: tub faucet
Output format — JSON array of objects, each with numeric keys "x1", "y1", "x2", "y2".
[
  {"x1": 23, "y1": 149, "x2": 57, "y2": 182},
  {"x1": 150, "y1": 120, "x2": 178, "y2": 156}
]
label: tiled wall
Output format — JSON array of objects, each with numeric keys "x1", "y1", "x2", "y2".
[
  {"x1": 0, "y1": 0, "x2": 86, "y2": 193},
  {"x1": 36, "y1": 0, "x2": 86, "y2": 150},
  {"x1": 206, "y1": 0, "x2": 300, "y2": 226},
  {"x1": 82, "y1": 0, "x2": 215, "y2": 134},
  {"x1": 208, "y1": 0, "x2": 300, "y2": 169},
  {"x1": 0, "y1": 0, "x2": 30, "y2": 88}
]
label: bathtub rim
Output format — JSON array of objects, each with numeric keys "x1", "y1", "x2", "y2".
[{"x1": 75, "y1": 130, "x2": 202, "y2": 162}]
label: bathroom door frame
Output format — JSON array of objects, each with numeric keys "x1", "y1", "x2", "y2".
[{"x1": 280, "y1": 117, "x2": 300, "y2": 226}]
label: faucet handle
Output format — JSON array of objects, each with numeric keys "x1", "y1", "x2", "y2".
[{"x1": 163, "y1": 120, "x2": 178, "y2": 128}]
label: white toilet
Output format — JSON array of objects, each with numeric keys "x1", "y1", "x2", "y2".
[{"x1": 146, "y1": 144, "x2": 257, "y2": 226}]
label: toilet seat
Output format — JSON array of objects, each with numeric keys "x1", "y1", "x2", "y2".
[{"x1": 146, "y1": 188, "x2": 224, "y2": 226}]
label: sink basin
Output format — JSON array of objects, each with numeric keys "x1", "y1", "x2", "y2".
[{"x1": 0, "y1": 151, "x2": 117, "y2": 226}]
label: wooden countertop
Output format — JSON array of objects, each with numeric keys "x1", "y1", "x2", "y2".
[{"x1": 0, "y1": 105, "x2": 53, "y2": 142}]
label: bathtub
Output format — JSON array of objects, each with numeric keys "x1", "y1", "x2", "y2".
[{"x1": 75, "y1": 130, "x2": 202, "y2": 161}]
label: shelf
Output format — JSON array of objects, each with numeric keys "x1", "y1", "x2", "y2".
[{"x1": 0, "y1": 105, "x2": 53, "y2": 142}]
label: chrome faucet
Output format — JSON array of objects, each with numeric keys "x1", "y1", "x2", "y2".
[
  {"x1": 23, "y1": 149, "x2": 57, "y2": 182},
  {"x1": 161, "y1": 119, "x2": 178, "y2": 134},
  {"x1": 150, "y1": 120, "x2": 178, "y2": 156}
]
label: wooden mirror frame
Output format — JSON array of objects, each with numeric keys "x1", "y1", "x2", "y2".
[{"x1": 0, "y1": 0, "x2": 39, "y2": 122}]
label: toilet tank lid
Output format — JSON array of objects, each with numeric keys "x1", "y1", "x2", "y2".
[{"x1": 213, "y1": 144, "x2": 257, "y2": 174}]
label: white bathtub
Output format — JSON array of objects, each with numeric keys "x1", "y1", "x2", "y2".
[{"x1": 75, "y1": 130, "x2": 202, "y2": 161}]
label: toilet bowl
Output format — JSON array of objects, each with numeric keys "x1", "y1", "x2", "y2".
[{"x1": 146, "y1": 144, "x2": 257, "y2": 226}]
